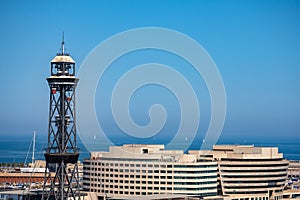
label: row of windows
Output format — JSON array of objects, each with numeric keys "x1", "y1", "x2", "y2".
[
  {"x1": 224, "y1": 184, "x2": 285, "y2": 189},
  {"x1": 86, "y1": 167, "x2": 218, "y2": 175},
  {"x1": 85, "y1": 185, "x2": 217, "y2": 195},
  {"x1": 222, "y1": 173, "x2": 287, "y2": 178},
  {"x1": 86, "y1": 183, "x2": 174, "y2": 191},
  {"x1": 226, "y1": 190, "x2": 268, "y2": 195},
  {"x1": 221, "y1": 158, "x2": 283, "y2": 162},
  {"x1": 174, "y1": 170, "x2": 217, "y2": 174},
  {"x1": 85, "y1": 161, "x2": 217, "y2": 169},
  {"x1": 174, "y1": 164, "x2": 217, "y2": 168},
  {"x1": 173, "y1": 181, "x2": 216, "y2": 185},
  {"x1": 87, "y1": 180, "x2": 214, "y2": 186},
  {"x1": 174, "y1": 187, "x2": 216, "y2": 191},
  {"x1": 89, "y1": 168, "x2": 173, "y2": 173},
  {"x1": 89, "y1": 180, "x2": 215, "y2": 186},
  {"x1": 86, "y1": 161, "x2": 167, "y2": 168},
  {"x1": 89, "y1": 189, "x2": 163, "y2": 196},
  {"x1": 84, "y1": 176, "x2": 217, "y2": 186},
  {"x1": 86, "y1": 173, "x2": 175, "y2": 179},
  {"x1": 85, "y1": 178, "x2": 173, "y2": 185},
  {"x1": 223, "y1": 178, "x2": 286, "y2": 184},
  {"x1": 220, "y1": 163, "x2": 288, "y2": 167},
  {"x1": 221, "y1": 169, "x2": 287, "y2": 173},
  {"x1": 85, "y1": 178, "x2": 216, "y2": 186},
  {"x1": 85, "y1": 187, "x2": 218, "y2": 197},
  {"x1": 231, "y1": 196, "x2": 270, "y2": 200},
  {"x1": 174, "y1": 175, "x2": 217, "y2": 180},
  {"x1": 86, "y1": 173, "x2": 218, "y2": 181}
]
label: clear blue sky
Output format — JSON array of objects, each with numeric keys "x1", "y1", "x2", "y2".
[{"x1": 0, "y1": 0, "x2": 299, "y2": 144}]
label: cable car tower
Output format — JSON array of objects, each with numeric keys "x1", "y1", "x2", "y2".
[{"x1": 42, "y1": 35, "x2": 81, "y2": 200}]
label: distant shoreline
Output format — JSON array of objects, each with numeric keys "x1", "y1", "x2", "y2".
[{"x1": 0, "y1": 133, "x2": 300, "y2": 163}]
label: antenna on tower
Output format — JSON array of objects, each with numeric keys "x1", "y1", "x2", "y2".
[{"x1": 61, "y1": 32, "x2": 65, "y2": 55}]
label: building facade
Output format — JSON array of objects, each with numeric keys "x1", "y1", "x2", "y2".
[
  {"x1": 190, "y1": 145, "x2": 289, "y2": 200},
  {"x1": 288, "y1": 160, "x2": 300, "y2": 178},
  {"x1": 83, "y1": 144, "x2": 288, "y2": 200},
  {"x1": 83, "y1": 144, "x2": 218, "y2": 198}
]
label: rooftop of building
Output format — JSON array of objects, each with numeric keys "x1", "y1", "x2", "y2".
[
  {"x1": 189, "y1": 144, "x2": 284, "y2": 160},
  {"x1": 88, "y1": 144, "x2": 286, "y2": 163},
  {"x1": 89, "y1": 144, "x2": 214, "y2": 163}
]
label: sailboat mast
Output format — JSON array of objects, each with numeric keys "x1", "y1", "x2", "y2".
[{"x1": 32, "y1": 130, "x2": 36, "y2": 165}]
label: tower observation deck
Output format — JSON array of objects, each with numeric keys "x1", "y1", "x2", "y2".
[{"x1": 42, "y1": 36, "x2": 81, "y2": 200}]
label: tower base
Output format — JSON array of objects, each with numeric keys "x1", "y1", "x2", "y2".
[{"x1": 42, "y1": 154, "x2": 81, "y2": 200}]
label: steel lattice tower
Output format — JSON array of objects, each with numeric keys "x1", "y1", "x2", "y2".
[{"x1": 42, "y1": 36, "x2": 81, "y2": 200}]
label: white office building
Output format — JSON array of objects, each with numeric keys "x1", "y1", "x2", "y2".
[
  {"x1": 190, "y1": 145, "x2": 289, "y2": 200},
  {"x1": 83, "y1": 144, "x2": 289, "y2": 200},
  {"x1": 83, "y1": 144, "x2": 218, "y2": 198}
]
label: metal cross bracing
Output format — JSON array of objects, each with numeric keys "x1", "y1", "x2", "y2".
[{"x1": 47, "y1": 84, "x2": 77, "y2": 154}]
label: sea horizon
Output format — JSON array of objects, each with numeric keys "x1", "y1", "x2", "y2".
[{"x1": 0, "y1": 132, "x2": 299, "y2": 164}]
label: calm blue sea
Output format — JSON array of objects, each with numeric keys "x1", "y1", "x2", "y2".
[
  {"x1": 0, "y1": 133, "x2": 89, "y2": 164},
  {"x1": 0, "y1": 133, "x2": 299, "y2": 163}
]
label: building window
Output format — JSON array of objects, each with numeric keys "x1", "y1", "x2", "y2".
[{"x1": 142, "y1": 149, "x2": 149, "y2": 154}]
